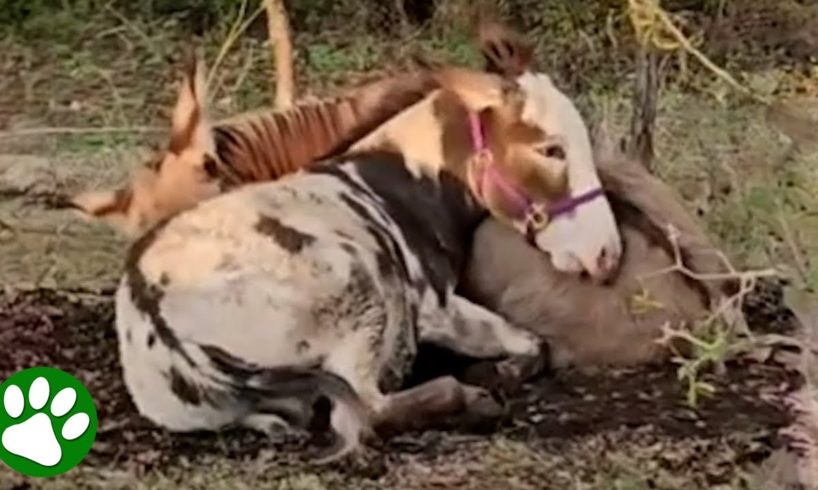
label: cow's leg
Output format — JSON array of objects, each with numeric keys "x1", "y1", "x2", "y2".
[
  {"x1": 419, "y1": 295, "x2": 550, "y2": 393},
  {"x1": 323, "y1": 324, "x2": 502, "y2": 441}
]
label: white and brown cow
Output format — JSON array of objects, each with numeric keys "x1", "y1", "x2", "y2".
[{"x1": 113, "y1": 25, "x2": 621, "y2": 462}]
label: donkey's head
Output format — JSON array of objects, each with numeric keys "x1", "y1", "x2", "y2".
[
  {"x1": 69, "y1": 57, "x2": 219, "y2": 236},
  {"x1": 475, "y1": 21, "x2": 622, "y2": 280},
  {"x1": 351, "y1": 25, "x2": 621, "y2": 281}
]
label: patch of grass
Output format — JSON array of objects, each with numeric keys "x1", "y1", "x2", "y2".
[
  {"x1": 417, "y1": 32, "x2": 483, "y2": 67},
  {"x1": 671, "y1": 319, "x2": 742, "y2": 407},
  {"x1": 587, "y1": 84, "x2": 818, "y2": 281},
  {"x1": 52, "y1": 133, "x2": 150, "y2": 155},
  {"x1": 305, "y1": 38, "x2": 383, "y2": 75}
]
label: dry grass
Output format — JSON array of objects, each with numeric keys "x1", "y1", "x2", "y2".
[{"x1": 0, "y1": 432, "x2": 775, "y2": 490}]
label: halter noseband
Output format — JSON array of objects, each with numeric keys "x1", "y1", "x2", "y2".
[{"x1": 467, "y1": 112, "x2": 605, "y2": 239}]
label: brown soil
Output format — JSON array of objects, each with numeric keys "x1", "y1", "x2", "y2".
[{"x1": 0, "y1": 281, "x2": 805, "y2": 487}]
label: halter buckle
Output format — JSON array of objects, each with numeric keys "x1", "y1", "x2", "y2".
[{"x1": 524, "y1": 203, "x2": 550, "y2": 232}]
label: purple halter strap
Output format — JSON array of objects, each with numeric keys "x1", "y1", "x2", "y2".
[{"x1": 468, "y1": 112, "x2": 604, "y2": 225}]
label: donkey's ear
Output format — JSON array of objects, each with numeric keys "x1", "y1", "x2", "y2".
[
  {"x1": 477, "y1": 20, "x2": 534, "y2": 77},
  {"x1": 67, "y1": 187, "x2": 134, "y2": 232},
  {"x1": 168, "y1": 52, "x2": 212, "y2": 155},
  {"x1": 434, "y1": 67, "x2": 519, "y2": 112}
]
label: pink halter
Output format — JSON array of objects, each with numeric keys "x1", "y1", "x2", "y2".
[{"x1": 468, "y1": 112, "x2": 604, "y2": 233}]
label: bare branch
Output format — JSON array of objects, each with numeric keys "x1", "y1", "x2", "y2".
[
  {"x1": 642, "y1": 223, "x2": 779, "y2": 339},
  {"x1": 264, "y1": 0, "x2": 295, "y2": 110}
]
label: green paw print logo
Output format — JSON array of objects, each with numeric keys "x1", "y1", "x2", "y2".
[{"x1": 0, "y1": 367, "x2": 98, "y2": 478}]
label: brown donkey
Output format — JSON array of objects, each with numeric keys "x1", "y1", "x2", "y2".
[
  {"x1": 68, "y1": 61, "x2": 440, "y2": 237},
  {"x1": 461, "y1": 137, "x2": 737, "y2": 370}
]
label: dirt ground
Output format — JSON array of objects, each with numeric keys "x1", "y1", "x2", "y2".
[
  {"x1": 2, "y1": 2, "x2": 818, "y2": 489},
  {"x1": 0, "y1": 283, "x2": 809, "y2": 490}
]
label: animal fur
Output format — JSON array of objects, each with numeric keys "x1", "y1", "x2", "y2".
[
  {"x1": 112, "y1": 63, "x2": 591, "y2": 462},
  {"x1": 460, "y1": 145, "x2": 736, "y2": 369},
  {"x1": 69, "y1": 65, "x2": 440, "y2": 237}
]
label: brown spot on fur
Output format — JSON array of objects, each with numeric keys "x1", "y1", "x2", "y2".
[
  {"x1": 146, "y1": 155, "x2": 163, "y2": 171},
  {"x1": 254, "y1": 215, "x2": 315, "y2": 253},
  {"x1": 435, "y1": 91, "x2": 473, "y2": 178},
  {"x1": 203, "y1": 155, "x2": 219, "y2": 177},
  {"x1": 433, "y1": 88, "x2": 566, "y2": 220},
  {"x1": 215, "y1": 253, "x2": 241, "y2": 272},
  {"x1": 125, "y1": 218, "x2": 196, "y2": 366},
  {"x1": 482, "y1": 109, "x2": 568, "y2": 203}
]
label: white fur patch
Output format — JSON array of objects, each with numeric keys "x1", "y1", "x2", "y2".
[
  {"x1": 517, "y1": 72, "x2": 622, "y2": 279},
  {"x1": 114, "y1": 165, "x2": 434, "y2": 440}
]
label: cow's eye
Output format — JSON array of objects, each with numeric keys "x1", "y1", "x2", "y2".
[{"x1": 540, "y1": 144, "x2": 565, "y2": 160}]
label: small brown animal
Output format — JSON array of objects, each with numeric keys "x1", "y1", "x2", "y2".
[
  {"x1": 460, "y1": 142, "x2": 736, "y2": 369},
  {"x1": 68, "y1": 22, "x2": 623, "y2": 282},
  {"x1": 68, "y1": 61, "x2": 440, "y2": 237}
]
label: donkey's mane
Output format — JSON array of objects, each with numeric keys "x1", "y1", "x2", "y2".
[{"x1": 210, "y1": 71, "x2": 440, "y2": 187}]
